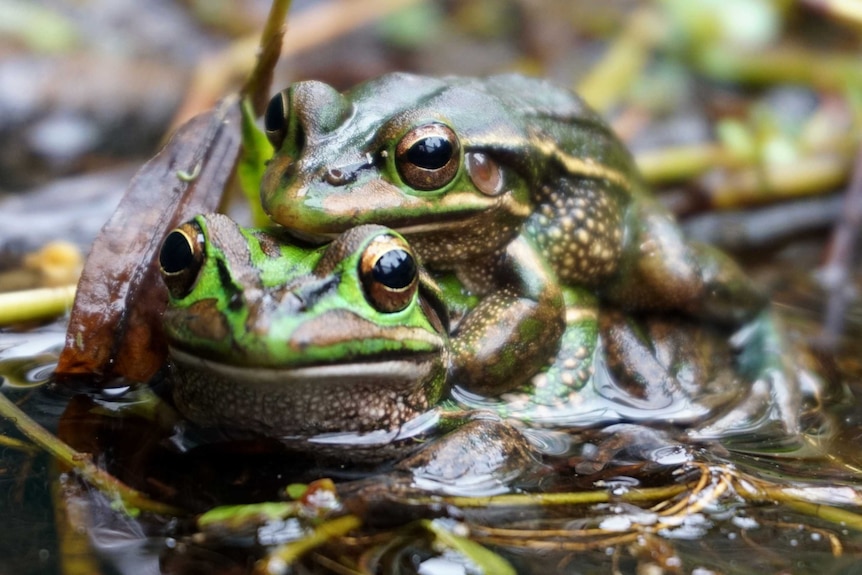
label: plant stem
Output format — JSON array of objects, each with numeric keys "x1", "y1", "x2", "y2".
[
  {"x1": 0, "y1": 285, "x2": 76, "y2": 326},
  {"x1": 0, "y1": 391, "x2": 183, "y2": 516},
  {"x1": 696, "y1": 45, "x2": 862, "y2": 91},
  {"x1": 577, "y1": 7, "x2": 663, "y2": 113},
  {"x1": 254, "y1": 514, "x2": 362, "y2": 573},
  {"x1": 397, "y1": 484, "x2": 689, "y2": 508},
  {"x1": 241, "y1": 0, "x2": 293, "y2": 115}
]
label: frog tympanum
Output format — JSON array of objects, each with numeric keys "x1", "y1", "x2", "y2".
[{"x1": 260, "y1": 73, "x2": 767, "y2": 397}]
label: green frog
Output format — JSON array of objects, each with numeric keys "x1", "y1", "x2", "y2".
[
  {"x1": 259, "y1": 73, "x2": 766, "y2": 396},
  {"x1": 160, "y1": 213, "x2": 447, "y2": 447},
  {"x1": 160, "y1": 214, "x2": 801, "y2": 466},
  {"x1": 158, "y1": 213, "x2": 538, "y2": 480}
]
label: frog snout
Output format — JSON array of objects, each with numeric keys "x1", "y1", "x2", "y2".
[{"x1": 280, "y1": 275, "x2": 339, "y2": 313}]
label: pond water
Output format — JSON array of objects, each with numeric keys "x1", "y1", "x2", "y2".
[{"x1": 2, "y1": 307, "x2": 862, "y2": 575}]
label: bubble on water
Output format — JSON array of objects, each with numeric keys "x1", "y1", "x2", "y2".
[
  {"x1": 599, "y1": 515, "x2": 632, "y2": 532},
  {"x1": 418, "y1": 556, "x2": 466, "y2": 575},
  {"x1": 651, "y1": 444, "x2": 692, "y2": 466},
  {"x1": 731, "y1": 515, "x2": 759, "y2": 530},
  {"x1": 100, "y1": 386, "x2": 132, "y2": 398}
]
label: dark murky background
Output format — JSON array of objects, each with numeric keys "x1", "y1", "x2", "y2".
[{"x1": 3, "y1": 1, "x2": 862, "y2": 574}]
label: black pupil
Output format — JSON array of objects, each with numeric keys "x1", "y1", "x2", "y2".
[
  {"x1": 373, "y1": 249, "x2": 415, "y2": 290},
  {"x1": 264, "y1": 93, "x2": 286, "y2": 133},
  {"x1": 160, "y1": 231, "x2": 194, "y2": 274},
  {"x1": 407, "y1": 136, "x2": 452, "y2": 170}
]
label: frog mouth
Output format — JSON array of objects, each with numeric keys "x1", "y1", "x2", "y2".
[{"x1": 169, "y1": 347, "x2": 443, "y2": 386}]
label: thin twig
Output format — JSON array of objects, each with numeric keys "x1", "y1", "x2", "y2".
[
  {"x1": 683, "y1": 194, "x2": 844, "y2": 249},
  {"x1": 241, "y1": 0, "x2": 293, "y2": 115},
  {"x1": 385, "y1": 483, "x2": 689, "y2": 509},
  {"x1": 817, "y1": 147, "x2": 862, "y2": 347},
  {"x1": 171, "y1": 0, "x2": 425, "y2": 128}
]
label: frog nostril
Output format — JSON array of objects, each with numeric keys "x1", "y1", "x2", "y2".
[
  {"x1": 278, "y1": 291, "x2": 305, "y2": 313},
  {"x1": 324, "y1": 168, "x2": 345, "y2": 185},
  {"x1": 321, "y1": 154, "x2": 375, "y2": 186},
  {"x1": 283, "y1": 276, "x2": 339, "y2": 312}
]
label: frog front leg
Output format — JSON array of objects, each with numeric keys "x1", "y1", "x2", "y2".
[
  {"x1": 605, "y1": 199, "x2": 767, "y2": 325},
  {"x1": 449, "y1": 235, "x2": 565, "y2": 394}
]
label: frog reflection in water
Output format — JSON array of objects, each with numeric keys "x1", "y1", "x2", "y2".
[
  {"x1": 159, "y1": 214, "x2": 802, "y2": 486},
  {"x1": 260, "y1": 73, "x2": 770, "y2": 400},
  {"x1": 159, "y1": 213, "x2": 538, "y2": 489}
]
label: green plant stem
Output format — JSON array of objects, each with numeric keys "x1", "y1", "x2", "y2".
[
  {"x1": 709, "y1": 153, "x2": 850, "y2": 208},
  {"x1": 696, "y1": 45, "x2": 862, "y2": 91},
  {"x1": 400, "y1": 483, "x2": 689, "y2": 508},
  {"x1": 0, "y1": 285, "x2": 76, "y2": 326},
  {"x1": 51, "y1": 460, "x2": 104, "y2": 575},
  {"x1": 254, "y1": 514, "x2": 362, "y2": 573},
  {"x1": 577, "y1": 7, "x2": 664, "y2": 113},
  {"x1": 738, "y1": 481, "x2": 862, "y2": 530},
  {"x1": 241, "y1": 0, "x2": 293, "y2": 115},
  {"x1": 0, "y1": 434, "x2": 39, "y2": 453},
  {"x1": 636, "y1": 142, "x2": 854, "y2": 209},
  {"x1": 0, "y1": 391, "x2": 183, "y2": 516},
  {"x1": 636, "y1": 144, "x2": 733, "y2": 185}
]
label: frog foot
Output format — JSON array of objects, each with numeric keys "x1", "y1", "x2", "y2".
[{"x1": 688, "y1": 310, "x2": 804, "y2": 448}]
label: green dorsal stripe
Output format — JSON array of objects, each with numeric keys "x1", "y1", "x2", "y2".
[{"x1": 532, "y1": 136, "x2": 632, "y2": 192}]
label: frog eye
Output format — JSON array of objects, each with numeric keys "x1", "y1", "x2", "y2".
[
  {"x1": 264, "y1": 90, "x2": 289, "y2": 149},
  {"x1": 395, "y1": 123, "x2": 461, "y2": 191},
  {"x1": 159, "y1": 222, "x2": 205, "y2": 299},
  {"x1": 359, "y1": 235, "x2": 419, "y2": 313}
]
